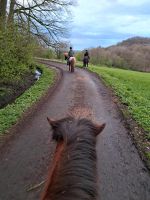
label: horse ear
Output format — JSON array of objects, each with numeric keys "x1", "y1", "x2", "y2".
[
  {"x1": 47, "y1": 117, "x2": 57, "y2": 128},
  {"x1": 95, "y1": 123, "x2": 106, "y2": 136}
]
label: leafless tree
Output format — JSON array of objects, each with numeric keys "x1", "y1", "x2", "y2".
[
  {"x1": 55, "y1": 40, "x2": 70, "y2": 58},
  {"x1": 6, "y1": 0, "x2": 75, "y2": 47}
]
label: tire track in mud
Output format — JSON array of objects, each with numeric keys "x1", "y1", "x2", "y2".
[{"x1": 69, "y1": 74, "x2": 94, "y2": 120}]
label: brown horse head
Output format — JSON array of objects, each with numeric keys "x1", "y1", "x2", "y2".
[
  {"x1": 41, "y1": 117, "x2": 105, "y2": 200},
  {"x1": 47, "y1": 116, "x2": 105, "y2": 142}
]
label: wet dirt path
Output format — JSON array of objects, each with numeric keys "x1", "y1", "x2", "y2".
[{"x1": 0, "y1": 61, "x2": 150, "y2": 200}]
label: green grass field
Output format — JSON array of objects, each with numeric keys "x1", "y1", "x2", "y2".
[
  {"x1": 88, "y1": 65, "x2": 150, "y2": 133},
  {"x1": 77, "y1": 61, "x2": 150, "y2": 133}
]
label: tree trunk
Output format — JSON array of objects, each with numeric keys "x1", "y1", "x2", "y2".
[
  {"x1": 0, "y1": 0, "x2": 7, "y2": 30},
  {"x1": 8, "y1": 0, "x2": 15, "y2": 25}
]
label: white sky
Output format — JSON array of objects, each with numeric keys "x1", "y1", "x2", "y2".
[{"x1": 70, "y1": 0, "x2": 150, "y2": 50}]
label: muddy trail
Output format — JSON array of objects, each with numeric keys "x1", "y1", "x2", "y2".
[{"x1": 0, "y1": 60, "x2": 150, "y2": 200}]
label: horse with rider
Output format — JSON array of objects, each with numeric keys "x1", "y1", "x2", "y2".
[
  {"x1": 83, "y1": 50, "x2": 90, "y2": 68},
  {"x1": 64, "y1": 47, "x2": 76, "y2": 72}
]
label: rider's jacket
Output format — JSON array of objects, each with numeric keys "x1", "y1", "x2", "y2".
[{"x1": 68, "y1": 50, "x2": 74, "y2": 57}]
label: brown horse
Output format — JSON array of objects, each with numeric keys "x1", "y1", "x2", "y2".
[
  {"x1": 69, "y1": 57, "x2": 76, "y2": 72},
  {"x1": 41, "y1": 116, "x2": 105, "y2": 200}
]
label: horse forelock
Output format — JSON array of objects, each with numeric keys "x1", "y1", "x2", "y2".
[{"x1": 52, "y1": 117, "x2": 97, "y2": 144}]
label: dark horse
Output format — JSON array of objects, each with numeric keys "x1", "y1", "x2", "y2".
[
  {"x1": 41, "y1": 116, "x2": 105, "y2": 200},
  {"x1": 83, "y1": 56, "x2": 89, "y2": 68}
]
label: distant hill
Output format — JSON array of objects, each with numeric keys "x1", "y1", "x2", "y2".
[
  {"x1": 77, "y1": 36, "x2": 150, "y2": 72},
  {"x1": 117, "y1": 36, "x2": 150, "y2": 47},
  {"x1": 83, "y1": 36, "x2": 150, "y2": 72}
]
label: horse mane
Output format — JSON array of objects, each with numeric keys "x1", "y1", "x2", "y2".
[{"x1": 41, "y1": 117, "x2": 105, "y2": 200}]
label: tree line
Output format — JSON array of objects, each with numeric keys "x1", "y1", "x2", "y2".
[{"x1": 76, "y1": 37, "x2": 150, "y2": 72}]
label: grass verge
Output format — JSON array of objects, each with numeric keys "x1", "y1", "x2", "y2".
[
  {"x1": 89, "y1": 65, "x2": 150, "y2": 133},
  {"x1": 0, "y1": 64, "x2": 56, "y2": 134},
  {"x1": 77, "y1": 62, "x2": 150, "y2": 133},
  {"x1": 77, "y1": 62, "x2": 150, "y2": 166}
]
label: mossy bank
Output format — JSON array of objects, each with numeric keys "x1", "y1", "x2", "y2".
[{"x1": 0, "y1": 64, "x2": 56, "y2": 134}]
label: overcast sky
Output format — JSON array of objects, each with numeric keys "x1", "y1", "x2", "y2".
[{"x1": 70, "y1": 0, "x2": 150, "y2": 50}]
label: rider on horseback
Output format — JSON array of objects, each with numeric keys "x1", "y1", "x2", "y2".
[
  {"x1": 83, "y1": 50, "x2": 90, "y2": 68},
  {"x1": 67, "y1": 47, "x2": 74, "y2": 65},
  {"x1": 84, "y1": 50, "x2": 89, "y2": 57},
  {"x1": 68, "y1": 47, "x2": 74, "y2": 57}
]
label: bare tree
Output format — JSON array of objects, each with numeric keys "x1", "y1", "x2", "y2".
[
  {"x1": 7, "y1": 0, "x2": 75, "y2": 47},
  {"x1": 55, "y1": 40, "x2": 70, "y2": 58}
]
